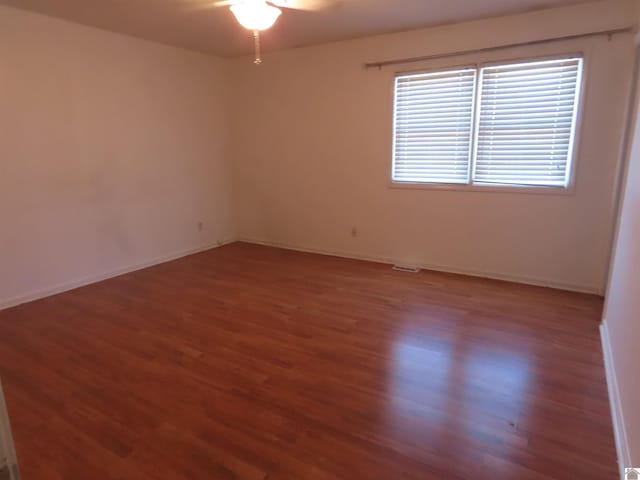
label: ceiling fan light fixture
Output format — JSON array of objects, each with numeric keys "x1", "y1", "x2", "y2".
[{"x1": 231, "y1": 1, "x2": 282, "y2": 31}]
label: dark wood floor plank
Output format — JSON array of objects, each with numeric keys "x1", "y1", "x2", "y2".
[{"x1": 0, "y1": 242, "x2": 616, "y2": 479}]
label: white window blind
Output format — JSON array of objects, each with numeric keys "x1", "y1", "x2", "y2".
[
  {"x1": 393, "y1": 68, "x2": 476, "y2": 184},
  {"x1": 391, "y1": 56, "x2": 583, "y2": 189},
  {"x1": 474, "y1": 58, "x2": 583, "y2": 187}
]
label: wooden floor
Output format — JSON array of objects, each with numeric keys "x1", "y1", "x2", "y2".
[{"x1": 0, "y1": 243, "x2": 617, "y2": 479}]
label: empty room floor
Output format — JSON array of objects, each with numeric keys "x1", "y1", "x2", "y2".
[{"x1": 0, "y1": 243, "x2": 617, "y2": 480}]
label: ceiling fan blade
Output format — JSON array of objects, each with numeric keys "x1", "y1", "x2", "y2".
[
  {"x1": 185, "y1": 0, "x2": 339, "y2": 12},
  {"x1": 210, "y1": 0, "x2": 237, "y2": 8},
  {"x1": 180, "y1": 0, "x2": 234, "y2": 12},
  {"x1": 269, "y1": 0, "x2": 339, "y2": 11}
]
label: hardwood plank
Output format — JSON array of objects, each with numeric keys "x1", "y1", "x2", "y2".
[{"x1": 0, "y1": 242, "x2": 617, "y2": 479}]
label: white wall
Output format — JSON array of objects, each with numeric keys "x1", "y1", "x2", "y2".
[
  {"x1": 601, "y1": 29, "x2": 640, "y2": 473},
  {"x1": 0, "y1": 6, "x2": 235, "y2": 308},
  {"x1": 231, "y1": 0, "x2": 636, "y2": 294}
]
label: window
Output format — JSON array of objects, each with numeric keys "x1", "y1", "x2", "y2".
[
  {"x1": 392, "y1": 57, "x2": 583, "y2": 189},
  {"x1": 393, "y1": 68, "x2": 477, "y2": 184}
]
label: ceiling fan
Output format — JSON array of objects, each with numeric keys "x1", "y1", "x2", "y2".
[{"x1": 212, "y1": 0, "x2": 338, "y2": 64}]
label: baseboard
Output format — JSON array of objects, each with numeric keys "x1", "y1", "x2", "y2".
[
  {"x1": 238, "y1": 237, "x2": 602, "y2": 295},
  {"x1": 0, "y1": 381, "x2": 18, "y2": 480},
  {"x1": 1, "y1": 236, "x2": 602, "y2": 309},
  {"x1": 0, "y1": 239, "x2": 235, "y2": 311},
  {"x1": 600, "y1": 321, "x2": 631, "y2": 479}
]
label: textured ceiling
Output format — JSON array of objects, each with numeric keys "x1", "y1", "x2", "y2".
[{"x1": 0, "y1": 0, "x2": 596, "y2": 57}]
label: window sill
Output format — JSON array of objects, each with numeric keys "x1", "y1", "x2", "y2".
[{"x1": 388, "y1": 181, "x2": 576, "y2": 196}]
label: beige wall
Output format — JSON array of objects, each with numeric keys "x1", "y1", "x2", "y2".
[
  {"x1": 0, "y1": 6, "x2": 235, "y2": 308},
  {"x1": 604, "y1": 102, "x2": 640, "y2": 468},
  {"x1": 602, "y1": 23, "x2": 640, "y2": 471},
  {"x1": 231, "y1": 0, "x2": 636, "y2": 294}
]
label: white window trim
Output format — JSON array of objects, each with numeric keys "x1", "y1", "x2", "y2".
[{"x1": 388, "y1": 52, "x2": 588, "y2": 196}]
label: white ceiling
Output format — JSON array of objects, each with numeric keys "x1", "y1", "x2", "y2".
[{"x1": 0, "y1": 0, "x2": 595, "y2": 57}]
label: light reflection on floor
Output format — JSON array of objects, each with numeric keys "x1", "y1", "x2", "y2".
[{"x1": 385, "y1": 324, "x2": 532, "y2": 466}]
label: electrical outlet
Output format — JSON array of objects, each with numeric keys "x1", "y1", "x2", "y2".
[{"x1": 197, "y1": 221, "x2": 204, "y2": 232}]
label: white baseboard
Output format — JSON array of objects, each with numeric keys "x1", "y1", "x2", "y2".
[
  {"x1": 238, "y1": 237, "x2": 602, "y2": 295},
  {"x1": 0, "y1": 239, "x2": 235, "y2": 311},
  {"x1": 600, "y1": 321, "x2": 631, "y2": 479},
  {"x1": 0, "y1": 381, "x2": 19, "y2": 480},
  {"x1": 1, "y1": 235, "x2": 602, "y2": 310}
]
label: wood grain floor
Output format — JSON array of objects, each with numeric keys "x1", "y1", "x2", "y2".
[{"x1": 0, "y1": 242, "x2": 617, "y2": 479}]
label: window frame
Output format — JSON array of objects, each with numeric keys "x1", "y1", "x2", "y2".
[{"x1": 388, "y1": 52, "x2": 587, "y2": 195}]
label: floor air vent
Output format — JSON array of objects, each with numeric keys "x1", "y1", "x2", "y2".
[{"x1": 392, "y1": 265, "x2": 421, "y2": 273}]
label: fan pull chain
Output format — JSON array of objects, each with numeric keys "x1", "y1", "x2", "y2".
[{"x1": 253, "y1": 30, "x2": 262, "y2": 65}]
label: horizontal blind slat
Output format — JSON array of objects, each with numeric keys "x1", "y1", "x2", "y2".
[
  {"x1": 480, "y1": 75, "x2": 578, "y2": 90},
  {"x1": 476, "y1": 129, "x2": 572, "y2": 137}
]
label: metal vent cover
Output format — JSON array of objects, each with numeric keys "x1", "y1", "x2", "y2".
[{"x1": 392, "y1": 265, "x2": 421, "y2": 273}]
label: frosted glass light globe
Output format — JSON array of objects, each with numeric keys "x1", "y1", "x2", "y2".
[{"x1": 231, "y1": 1, "x2": 282, "y2": 31}]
